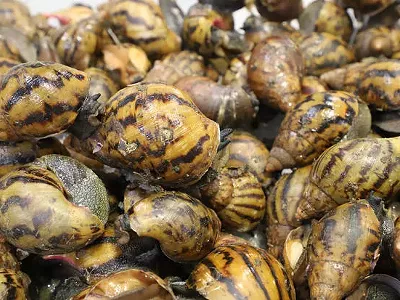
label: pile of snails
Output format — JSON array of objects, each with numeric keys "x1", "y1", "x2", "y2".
[{"x1": 1, "y1": 0, "x2": 400, "y2": 299}]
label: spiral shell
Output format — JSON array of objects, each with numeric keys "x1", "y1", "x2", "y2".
[
  {"x1": 126, "y1": 191, "x2": 221, "y2": 262},
  {"x1": 187, "y1": 243, "x2": 295, "y2": 300},
  {"x1": 308, "y1": 200, "x2": 381, "y2": 300},
  {"x1": 0, "y1": 62, "x2": 89, "y2": 141},
  {"x1": 296, "y1": 137, "x2": 400, "y2": 221},
  {"x1": 266, "y1": 91, "x2": 371, "y2": 172},
  {"x1": 88, "y1": 82, "x2": 220, "y2": 186}
]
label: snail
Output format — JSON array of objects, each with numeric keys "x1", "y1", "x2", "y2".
[
  {"x1": 199, "y1": 167, "x2": 266, "y2": 232},
  {"x1": 175, "y1": 76, "x2": 258, "y2": 128},
  {"x1": 247, "y1": 36, "x2": 304, "y2": 111},
  {"x1": 308, "y1": 200, "x2": 382, "y2": 300},
  {"x1": 296, "y1": 137, "x2": 400, "y2": 221},
  {"x1": 87, "y1": 82, "x2": 221, "y2": 186},
  {"x1": 0, "y1": 140, "x2": 36, "y2": 177},
  {"x1": 0, "y1": 0, "x2": 36, "y2": 39},
  {"x1": 122, "y1": 191, "x2": 221, "y2": 262},
  {"x1": 300, "y1": 32, "x2": 355, "y2": 76},
  {"x1": 0, "y1": 62, "x2": 92, "y2": 142},
  {"x1": 85, "y1": 67, "x2": 119, "y2": 105},
  {"x1": 255, "y1": 0, "x2": 303, "y2": 22},
  {"x1": 299, "y1": 0, "x2": 353, "y2": 42},
  {"x1": 187, "y1": 243, "x2": 295, "y2": 299},
  {"x1": 0, "y1": 155, "x2": 109, "y2": 254},
  {"x1": 266, "y1": 165, "x2": 312, "y2": 258},
  {"x1": 266, "y1": 91, "x2": 371, "y2": 172},
  {"x1": 144, "y1": 51, "x2": 206, "y2": 85}
]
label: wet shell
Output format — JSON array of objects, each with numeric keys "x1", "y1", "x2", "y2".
[
  {"x1": 255, "y1": 0, "x2": 302, "y2": 22},
  {"x1": 187, "y1": 243, "x2": 295, "y2": 300},
  {"x1": 0, "y1": 140, "x2": 36, "y2": 177},
  {"x1": 144, "y1": 51, "x2": 206, "y2": 85},
  {"x1": 225, "y1": 130, "x2": 273, "y2": 187},
  {"x1": 0, "y1": 62, "x2": 89, "y2": 141},
  {"x1": 85, "y1": 68, "x2": 119, "y2": 105},
  {"x1": 126, "y1": 191, "x2": 221, "y2": 262},
  {"x1": 175, "y1": 76, "x2": 257, "y2": 128},
  {"x1": 299, "y1": 0, "x2": 353, "y2": 42},
  {"x1": 0, "y1": 155, "x2": 109, "y2": 254},
  {"x1": 73, "y1": 269, "x2": 176, "y2": 300},
  {"x1": 266, "y1": 91, "x2": 371, "y2": 172},
  {"x1": 88, "y1": 83, "x2": 220, "y2": 186},
  {"x1": 300, "y1": 32, "x2": 355, "y2": 76},
  {"x1": 248, "y1": 36, "x2": 304, "y2": 111},
  {"x1": 297, "y1": 137, "x2": 400, "y2": 221},
  {"x1": 308, "y1": 200, "x2": 382, "y2": 300},
  {"x1": 266, "y1": 165, "x2": 312, "y2": 258},
  {"x1": 199, "y1": 167, "x2": 266, "y2": 232},
  {"x1": 357, "y1": 60, "x2": 400, "y2": 110}
]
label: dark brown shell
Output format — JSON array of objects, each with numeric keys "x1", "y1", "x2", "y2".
[{"x1": 255, "y1": 0, "x2": 303, "y2": 22}]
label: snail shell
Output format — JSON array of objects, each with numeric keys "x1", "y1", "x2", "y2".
[
  {"x1": 266, "y1": 91, "x2": 371, "y2": 172},
  {"x1": 0, "y1": 140, "x2": 36, "y2": 177},
  {"x1": 255, "y1": 0, "x2": 303, "y2": 22},
  {"x1": 85, "y1": 68, "x2": 119, "y2": 105},
  {"x1": 301, "y1": 76, "x2": 328, "y2": 99}
]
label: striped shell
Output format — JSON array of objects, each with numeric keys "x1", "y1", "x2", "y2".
[
  {"x1": 297, "y1": 137, "x2": 400, "y2": 221},
  {"x1": 0, "y1": 269, "x2": 29, "y2": 300},
  {"x1": 248, "y1": 36, "x2": 304, "y2": 111},
  {"x1": 308, "y1": 200, "x2": 381, "y2": 300},
  {"x1": 266, "y1": 165, "x2": 312, "y2": 258},
  {"x1": 0, "y1": 62, "x2": 89, "y2": 141},
  {"x1": 89, "y1": 82, "x2": 220, "y2": 186},
  {"x1": 0, "y1": 141, "x2": 36, "y2": 177},
  {"x1": 187, "y1": 243, "x2": 295, "y2": 300},
  {"x1": 300, "y1": 32, "x2": 355, "y2": 76},
  {"x1": 357, "y1": 60, "x2": 400, "y2": 110},
  {"x1": 266, "y1": 91, "x2": 371, "y2": 172},
  {"x1": 200, "y1": 167, "x2": 266, "y2": 232},
  {"x1": 126, "y1": 191, "x2": 221, "y2": 262},
  {"x1": 0, "y1": 155, "x2": 109, "y2": 254},
  {"x1": 85, "y1": 68, "x2": 119, "y2": 105}
]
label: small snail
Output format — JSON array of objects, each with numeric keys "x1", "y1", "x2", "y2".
[
  {"x1": 296, "y1": 137, "x2": 400, "y2": 221},
  {"x1": 255, "y1": 0, "x2": 303, "y2": 22},
  {"x1": 87, "y1": 82, "x2": 220, "y2": 186},
  {"x1": 187, "y1": 243, "x2": 295, "y2": 299},
  {"x1": 0, "y1": 62, "x2": 90, "y2": 142},
  {"x1": 144, "y1": 51, "x2": 206, "y2": 85},
  {"x1": 124, "y1": 191, "x2": 221, "y2": 262},
  {"x1": 266, "y1": 165, "x2": 312, "y2": 258},
  {"x1": 85, "y1": 67, "x2": 119, "y2": 105},
  {"x1": 266, "y1": 91, "x2": 371, "y2": 172},
  {"x1": 308, "y1": 200, "x2": 382, "y2": 300},
  {"x1": 0, "y1": 155, "x2": 109, "y2": 254},
  {"x1": 247, "y1": 36, "x2": 304, "y2": 111},
  {"x1": 199, "y1": 167, "x2": 266, "y2": 232},
  {"x1": 300, "y1": 32, "x2": 355, "y2": 76},
  {"x1": 175, "y1": 76, "x2": 258, "y2": 128}
]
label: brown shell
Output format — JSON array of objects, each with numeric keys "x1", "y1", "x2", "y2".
[
  {"x1": 73, "y1": 269, "x2": 176, "y2": 300},
  {"x1": 225, "y1": 130, "x2": 273, "y2": 187},
  {"x1": 200, "y1": 167, "x2": 266, "y2": 232},
  {"x1": 123, "y1": 185, "x2": 155, "y2": 213},
  {"x1": 144, "y1": 51, "x2": 206, "y2": 85},
  {"x1": 255, "y1": 0, "x2": 303, "y2": 22},
  {"x1": 126, "y1": 191, "x2": 221, "y2": 262},
  {"x1": 300, "y1": 32, "x2": 355, "y2": 76},
  {"x1": 357, "y1": 60, "x2": 400, "y2": 110},
  {"x1": 342, "y1": 0, "x2": 394, "y2": 14},
  {"x1": 266, "y1": 165, "x2": 312, "y2": 258},
  {"x1": 0, "y1": 62, "x2": 89, "y2": 141},
  {"x1": 297, "y1": 137, "x2": 400, "y2": 221},
  {"x1": 175, "y1": 76, "x2": 257, "y2": 128},
  {"x1": 88, "y1": 83, "x2": 220, "y2": 186},
  {"x1": 301, "y1": 76, "x2": 328, "y2": 99},
  {"x1": 0, "y1": 156, "x2": 109, "y2": 254},
  {"x1": 299, "y1": 0, "x2": 353, "y2": 42},
  {"x1": 308, "y1": 200, "x2": 381, "y2": 300},
  {"x1": 85, "y1": 68, "x2": 119, "y2": 105},
  {"x1": 266, "y1": 91, "x2": 370, "y2": 172},
  {"x1": 248, "y1": 36, "x2": 304, "y2": 111},
  {"x1": 0, "y1": 140, "x2": 36, "y2": 177},
  {"x1": 187, "y1": 243, "x2": 295, "y2": 300}
]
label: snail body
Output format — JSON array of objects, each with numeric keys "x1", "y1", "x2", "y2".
[
  {"x1": 266, "y1": 91, "x2": 371, "y2": 172},
  {"x1": 308, "y1": 200, "x2": 382, "y2": 300},
  {"x1": 0, "y1": 62, "x2": 89, "y2": 142},
  {"x1": 297, "y1": 137, "x2": 400, "y2": 221},
  {"x1": 248, "y1": 36, "x2": 304, "y2": 111},
  {"x1": 0, "y1": 155, "x2": 109, "y2": 254},
  {"x1": 88, "y1": 83, "x2": 220, "y2": 186}
]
